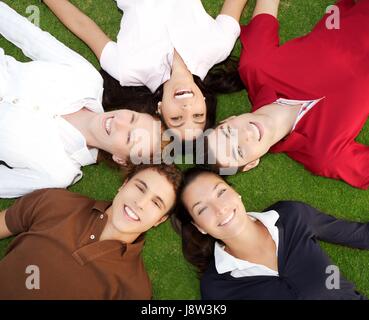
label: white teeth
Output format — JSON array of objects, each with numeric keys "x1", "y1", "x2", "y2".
[
  {"x1": 175, "y1": 90, "x2": 194, "y2": 100},
  {"x1": 124, "y1": 205, "x2": 140, "y2": 221},
  {"x1": 220, "y1": 211, "x2": 235, "y2": 226},
  {"x1": 105, "y1": 118, "x2": 112, "y2": 135}
]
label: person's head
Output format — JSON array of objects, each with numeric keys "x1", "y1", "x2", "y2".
[
  {"x1": 92, "y1": 109, "x2": 162, "y2": 166},
  {"x1": 109, "y1": 164, "x2": 183, "y2": 237},
  {"x1": 206, "y1": 112, "x2": 276, "y2": 173},
  {"x1": 173, "y1": 166, "x2": 248, "y2": 274},
  {"x1": 156, "y1": 75, "x2": 216, "y2": 141}
]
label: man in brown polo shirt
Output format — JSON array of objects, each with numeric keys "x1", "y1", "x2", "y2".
[{"x1": 0, "y1": 164, "x2": 182, "y2": 300}]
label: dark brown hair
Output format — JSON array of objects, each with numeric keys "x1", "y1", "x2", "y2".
[
  {"x1": 100, "y1": 57, "x2": 244, "y2": 132},
  {"x1": 125, "y1": 163, "x2": 183, "y2": 216},
  {"x1": 171, "y1": 166, "x2": 223, "y2": 276}
]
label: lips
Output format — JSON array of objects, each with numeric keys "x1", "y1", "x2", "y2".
[
  {"x1": 104, "y1": 117, "x2": 114, "y2": 135},
  {"x1": 174, "y1": 89, "x2": 194, "y2": 100},
  {"x1": 218, "y1": 209, "x2": 236, "y2": 227},
  {"x1": 123, "y1": 205, "x2": 140, "y2": 222},
  {"x1": 250, "y1": 122, "x2": 264, "y2": 141}
]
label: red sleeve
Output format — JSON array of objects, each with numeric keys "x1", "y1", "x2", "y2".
[
  {"x1": 326, "y1": 142, "x2": 369, "y2": 190},
  {"x1": 240, "y1": 14, "x2": 280, "y2": 63},
  {"x1": 5, "y1": 189, "x2": 50, "y2": 234}
]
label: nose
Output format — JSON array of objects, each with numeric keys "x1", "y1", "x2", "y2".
[
  {"x1": 135, "y1": 194, "x2": 150, "y2": 210},
  {"x1": 214, "y1": 203, "x2": 231, "y2": 217}
]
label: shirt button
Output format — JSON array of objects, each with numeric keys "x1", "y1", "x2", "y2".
[
  {"x1": 90, "y1": 234, "x2": 95, "y2": 240},
  {"x1": 100, "y1": 214, "x2": 104, "y2": 220}
]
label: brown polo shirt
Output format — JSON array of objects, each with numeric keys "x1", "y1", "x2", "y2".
[{"x1": 0, "y1": 189, "x2": 152, "y2": 300}]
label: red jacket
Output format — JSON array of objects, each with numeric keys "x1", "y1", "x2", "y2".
[{"x1": 239, "y1": 0, "x2": 369, "y2": 189}]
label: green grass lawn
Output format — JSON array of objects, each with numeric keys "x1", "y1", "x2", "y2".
[{"x1": 1, "y1": 0, "x2": 369, "y2": 300}]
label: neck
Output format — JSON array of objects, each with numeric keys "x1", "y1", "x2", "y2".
[
  {"x1": 99, "y1": 206, "x2": 141, "y2": 244},
  {"x1": 62, "y1": 108, "x2": 97, "y2": 148},
  {"x1": 223, "y1": 216, "x2": 270, "y2": 261},
  {"x1": 171, "y1": 50, "x2": 194, "y2": 82},
  {"x1": 255, "y1": 103, "x2": 301, "y2": 144}
]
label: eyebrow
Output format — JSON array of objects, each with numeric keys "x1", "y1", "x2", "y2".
[
  {"x1": 136, "y1": 179, "x2": 166, "y2": 209},
  {"x1": 192, "y1": 201, "x2": 201, "y2": 211}
]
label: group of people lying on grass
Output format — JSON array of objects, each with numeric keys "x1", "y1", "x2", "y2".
[{"x1": 0, "y1": 0, "x2": 368, "y2": 299}]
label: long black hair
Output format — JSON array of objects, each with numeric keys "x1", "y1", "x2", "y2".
[
  {"x1": 171, "y1": 166, "x2": 226, "y2": 276},
  {"x1": 100, "y1": 57, "x2": 244, "y2": 131}
]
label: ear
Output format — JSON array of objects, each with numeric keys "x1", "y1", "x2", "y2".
[
  {"x1": 191, "y1": 221, "x2": 207, "y2": 235},
  {"x1": 157, "y1": 101, "x2": 162, "y2": 115},
  {"x1": 112, "y1": 155, "x2": 127, "y2": 166},
  {"x1": 241, "y1": 159, "x2": 260, "y2": 172},
  {"x1": 154, "y1": 215, "x2": 168, "y2": 227}
]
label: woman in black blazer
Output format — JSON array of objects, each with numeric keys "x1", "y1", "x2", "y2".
[{"x1": 173, "y1": 167, "x2": 369, "y2": 300}]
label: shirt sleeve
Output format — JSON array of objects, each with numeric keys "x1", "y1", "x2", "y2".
[
  {"x1": 4, "y1": 189, "x2": 50, "y2": 235},
  {"x1": 215, "y1": 14, "x2": 241, "y2": 55},
  {"x1": 328, "y1": 142, "x2": 369, "y2": 190},
  {"x1": 296, "y1": 202, "x2": 369, "y2": 250},
  {"x1": 240, "y1": 14, "x2": 280, "y2": 62},
  {"x1": 0, "y1": 166, "x2": 77, "y2": 199},
  {"x1": 0, "y1": 2, "x2": 93, "y2": 69}
]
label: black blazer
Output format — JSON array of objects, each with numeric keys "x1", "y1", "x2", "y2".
[{"x1": 201, "y1": 201, "x2": 369, "y2": 300}]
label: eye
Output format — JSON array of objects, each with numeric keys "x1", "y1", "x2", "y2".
[
  {"x1": 153, "y1": 200, "x2": 161, "y2": 209},
  {"x1": 130, "y1": 113, "x2": 135, "y2": 124},
  {"x1": 170, "y1": 116, "x2": 182, "y2": 122},
  {"x1": 135, "y1": 184, "x2": 144, "y2": 193},
  {"x1": 198, "y1": 207, "x2": 207, "y2": 215},
  {"x1": 193, "y1": 113, "x2": 204, "y2": 119},
  {"x1": 238, "y1": 146, "x2": 244, "y2": 158},
  {"x1": 127, "y1": 131, "x2": 131, "y2": 145},
  {"x1": 217, "y1": 188, "x2": 227, "y2": 197}
]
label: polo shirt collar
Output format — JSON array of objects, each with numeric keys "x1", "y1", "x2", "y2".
[{"x1": 72, "y1": 201, "x2": 145, "y2": 266}]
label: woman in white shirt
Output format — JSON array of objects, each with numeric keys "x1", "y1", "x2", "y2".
[
  {"x1": 0, "y1": 3, "x2": 162, "y2": 198},
  {"x1": 43, "y1": 0, "x2": 247, "y2": 141},
  {"x1": 173, "y1": 167, "x2": 369, "y2": 299}
]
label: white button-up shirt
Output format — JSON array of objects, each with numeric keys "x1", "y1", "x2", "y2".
[
  {"x1": 215, "y1": 210, "x2": 280, "y2": 278},
  {"x1": 100, "y1": 0, "x2": 241, "y2": 92},
  {"x1": 0, "y1": 3, "x2": 104, "y2": 198}
]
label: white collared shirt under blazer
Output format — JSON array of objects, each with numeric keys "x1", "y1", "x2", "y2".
[
  {"x1": 100, "y1": 0, "x2": 241, "y2": 92},
  {"x1": 0, "y1": 3, "x2": 104, "y2": 198}
]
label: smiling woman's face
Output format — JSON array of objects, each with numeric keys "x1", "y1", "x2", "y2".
[
  {"x1": 160, "y1": 78, "x2": 207, "y2": 140},
  {"x1": 182, "y1": 173, "x2": 248, "y2": 241},
  {"x1": 110, "y1": 168, "x2": 176, "y2": 234}
]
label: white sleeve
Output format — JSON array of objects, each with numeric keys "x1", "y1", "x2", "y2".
[
  {"x1": 0, "y1": 166, "x2": 76, "y2": 199},
  {"x1": 0, "y1": 2, "x2": 93, "y2": 69},
  {"x1": 215, "y1": 14, "x2": 241, "y2": 55}
]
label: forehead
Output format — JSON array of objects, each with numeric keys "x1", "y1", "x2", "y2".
[{"x1": 183, "y1": 173, "x2": 226, "y2": 201}]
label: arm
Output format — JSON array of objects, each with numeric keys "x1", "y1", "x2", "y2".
[
  {"x1": 253, "y1": 0, "x2": 280, "y2": 18},
  {"x1": 298, "y1": 202, "x2": 369, "y2": 250},
  {"x1": 0, "y1": 210, "x2": 12, "y2": 240},
  {"x1": 220, "y1": 0, "x2": 248, "y2": 22},
  {"x1": 43, "y1": 0, "x2": 111, "y2": 60},
  {"x1": 0, "y1": 2, "x2": 94, "y2": 68}
]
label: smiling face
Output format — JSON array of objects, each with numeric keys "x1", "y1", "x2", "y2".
[
  {"x1": 207, "y1": 113, "x2": 275, "y2": 171},
  {"x1": 160, "y1": 78, "x2": 207, "y2": 140},
  {"x1": 110, "y1": 168, "x2": 177, "y2": 235},
  {"x1": 182, "y1": 173, "x2": 248, "y2": 241},
  {"x1": 91, "y1": 110, "x2": 162, "y2": 165}
]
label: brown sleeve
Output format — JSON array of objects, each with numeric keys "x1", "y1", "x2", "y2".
[{"x1": 5, "y1": 189, "x2": 51, "y2": 234}]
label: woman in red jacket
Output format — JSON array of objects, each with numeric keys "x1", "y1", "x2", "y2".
[{"x1": 206, "y1": 0, "x2": 369, "y2": 189}]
